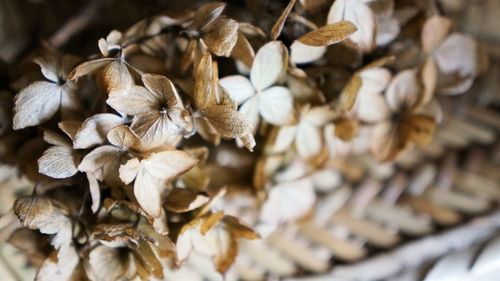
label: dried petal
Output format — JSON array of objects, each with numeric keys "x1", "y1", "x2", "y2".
[
  {"x1": 13, "y1": 82, "x2": 62, "y2": 130},
  {"x1": 298, "y1": 20, "x2": 357, "y2": 47}
]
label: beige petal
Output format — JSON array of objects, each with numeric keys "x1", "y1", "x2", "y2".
[
  {"x1": 327, "y1": 0, "x2": 376, "y2": 52},
  {"x1": 296, "y1": 123, "x2": 322, "y2": 158},
  {"x1": 303, "y1": 105, "x2": 337, "y2": 126},
  {"x1": 354, "y1": 68, "x2": 391, "y2": 123},
  {"x1": 421, "y1": 15, "x2": 452, "y2": 53},
  {"x1": 267, "y1": 125, "x2": 297, "y2": 154},
  {"x1": 259, "y1": 86, "x2": 295, "y2": 125},
  {"x1": 87, "y1": 245, "x2": 128, "y2": 281},
  {"x1": 176, "y1": 219, "x2": 215, "y2": 262},
  {"x1": 239, "y1": 96, "x2": 260, "y2": 135},
  {"x1": 33, "y1": 55, "x2": 59, "y2": 83},
  {"x1": 73, "y1": 113, "x2": 125, "y2": 149},
  {"x1": 433, "y1": 33, "x2": 481, "y2": 93},
  {"x1": 13, "y1": 81, "x2": 62, "y2": 130},
  {"x1": 219, "y1": 75, "x2": 255, "y2": 105},
  {"x1": 260, "y1": 178, "x2": 315, "y2": 224},
  {"x1": 38, "y1": 145, "x2": 79, "y2": 179},
  {"x1": 60, "y1": 85, "x2": 81, "y2": 120},
  {"x1": 78, "y1": 145, "x2": 122, "y2": 173},
  {"x1": 165, "y1": 188, "x2": 209, "y2": 213},
  {"x1": 194, "y1": 53, "x2": 213, "y2": 110},
  {"x1": 86, "y1": 173, "x2": 101, "y2": 213},
  {"x1": 143, "y1": 150, "x2": 198, "y2": 182},
  {"x1": 417, "y1": 57, "x2": 438, "y2": 110},
  {"x1": 203, "y1": 105, "x2": 253, "y2": 137},
  {"x1": 79, "y1": 145, "x2": 125, "y2": 187},
  {"x1": 107, "y1": 124, "x2": 142, "y2": 151},
  {"x1": 206, "y1": 225, "x2": 237, "y2": 273},
  {"x1": 107, "y1": 85, "x2": 158, "y2": 115},
  {"x1": 385, "y1": 69, "x2": 420, "y2": 111},
  {"x1": 250, "y1": 41, "x2": 288, "y2": 91},
  {"x1": 270, "y1": 0, "x2": 297, "y2": 40},
  {"x1": 203, "y1": 17, "x2": 239, "y2": 57},
  {"x1": 68, "y1": 58, "x2": 113, "y2": 80},
  {"x1": 131, "y1": 111, "x2": 178, "y2": 148},
  {"x1": 290, "y1": 40, "x2": 326, "y2": 64},
  {"x1": 134, "y1": 165, "x2": 164, "y2": 217},
  {"x1": 194, "y1": 116, "x2": 221, "y2": 145},
  {"x1": 99, "y1": 60, "x2": 133, "y2": 95},
  {"x1": 298, "y1": 20, "x2": 357, "y2": 47},
  {"x1": 119, "y1": 158, "x2": 141, "y2": 185},
  {"x1": 141, "y1": 74, "x2": 184, "y2": 108},
  {"x1": 338, "y1": 73, "x2": 362, "y2": 112}
]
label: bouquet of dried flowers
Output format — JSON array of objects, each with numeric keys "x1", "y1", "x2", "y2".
[{"x1": 0, "y1": 0, "x2": 489, "y2": 280}]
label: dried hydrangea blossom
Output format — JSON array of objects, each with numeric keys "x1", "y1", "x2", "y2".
[{"x1": 0, "y1": 0, "x2": 489, "y2": 279}]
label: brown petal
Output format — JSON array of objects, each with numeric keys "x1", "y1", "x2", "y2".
[
  {"x1": 194, "y1": 53, "x2": 213, "y2": 110},
  {"x1": 203, "y1": 17, "x2": 239, "y2": 57},
  {"x1": 338, "y1": 73, "x2": 362, "y2": 112},
  {"x1": 298, "y1": 20, "x2": 357, "y2": 47},
  {"x1": 406, "y1": 114, "x2": 436, "y2": 146},
  {"x1": 421, "y1": 16, "x2": 453, "y2": 53},
  {"x1": 334, "y1": 118, "x2": 359, "y2": 141},
  {"x1": 99, "y1": 60, "x2": 133, "y2": 95},
  {"x1": 191, "y1": 1, "x2": 226, "y2": 30},
  {"x1": 230, "y1": 33, "x2": 255, "y2": 68},
  {"x1": 270, "y1": 0, "x2": 297, "y2": 40},
  {"x1": 165, "y1": 188, "x2": 209, "y2": 213}
]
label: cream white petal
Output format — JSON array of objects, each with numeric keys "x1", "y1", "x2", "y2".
[
  {"x1": 258, "y1": 86, "x2": 295, "y2": 126},
  {"x1": 219, "y1": 75, "x2": 255, "y2": 105},
  {"x1": 250, "y1": 41, "x2": 288, "y2": 91}
]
